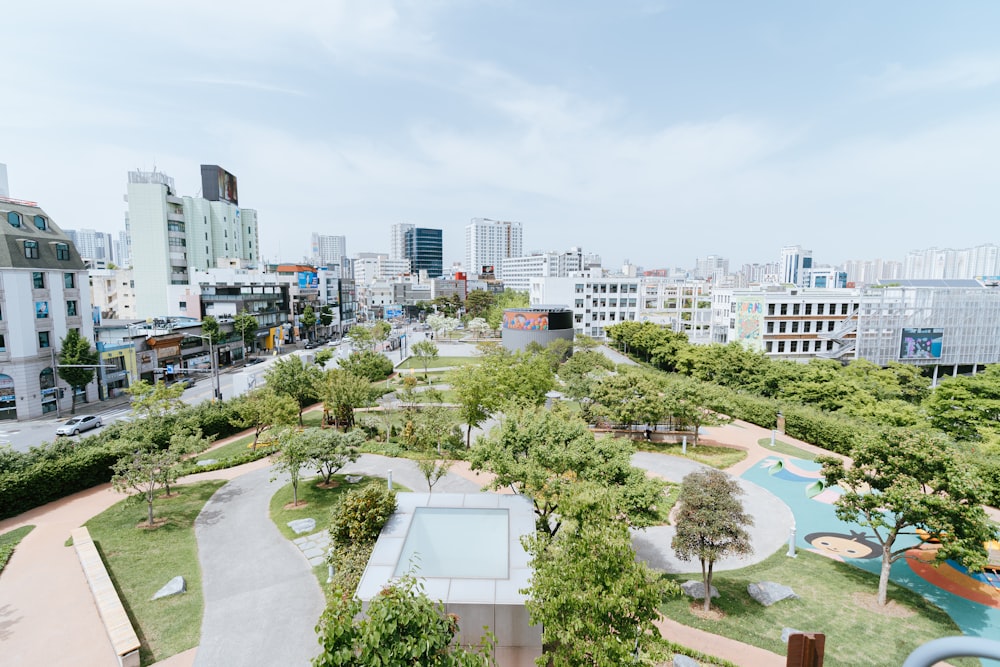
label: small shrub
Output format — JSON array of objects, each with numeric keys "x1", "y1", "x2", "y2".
[{"x1": 330, "y1": 484, "x2": 397, "y2": 546}]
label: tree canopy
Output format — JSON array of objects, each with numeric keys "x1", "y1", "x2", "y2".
[
  {"x1": 265, "y1": 356, "x2": 322, "y2": 424},
  {"x1": 57, "y1": 329, "x2": 98, "y2": 404}
]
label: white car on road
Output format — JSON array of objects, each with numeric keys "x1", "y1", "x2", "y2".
[{"x1": 55, "y1": 415, "x2": 103, "y2": 436}]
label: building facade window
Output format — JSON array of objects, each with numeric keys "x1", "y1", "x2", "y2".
[
  {"x1": 38, "y1": 331, "x2": 51, "y2": 348},
  {"x1": 66, "y1": 300, "x2": 77, "y2": 316},
  {"x1": 33, "y1": 215, "x2": 47, "y2": 230},
  {"x1": 24, "y1": 240, "x2": 39, "y2": 259},
  {"x1": 33, "y1": 272, "x2": 45, "y2": 289},
  {"x1": 55, "y1": 243, "x2": 70, "y2": 260},
  {"x1": 6, "y1": 211, "x2": 21, "y2": 227},
  {"x1": 64, "y1": 273, "x2": 75, "y2": 289},
  {"x1": 0, "y1": 334, "x2": 5, "y2": 351}
]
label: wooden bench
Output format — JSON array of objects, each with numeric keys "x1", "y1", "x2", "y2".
[{"x1": 71, "y1": 527, "x2": 141, "y2": 667}]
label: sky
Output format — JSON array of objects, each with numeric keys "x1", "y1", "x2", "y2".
[{"x1": 3, "y1": 1, "x2": 1000, "y2": 272}]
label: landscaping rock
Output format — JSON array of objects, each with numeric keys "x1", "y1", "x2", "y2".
[
  {"x1": 196, "y1": 459, "x2": 217, "y2": 466},
  {"x1": 748, "y1": 581, "x2": 799, "y2": 607},
  {"x1": 680, "y1": 580, "x2": 719, "y2": 600},
  {"x1": 287, "y1": 518, "x2": 316, "y2": 535},
  {"x1": 673, "y1": 655, "x2": 700, "y2": 667},
  {"x1": 152, "y1": 576, "x2": 186, "y2": 600},
  {"x1": 781, "y1": 627, "x2": 804, "y2": 643},
  {"x1": 345, "y1": 475, "x2": 363, "y2": 484}
]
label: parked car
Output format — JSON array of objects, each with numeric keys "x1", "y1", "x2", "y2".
[
  {"x1": 245, "y1": 357, "x2": 264, "y2": 366},
  {"x1": 56, "y1": 415, "x2": 102, "y2": 436},
  {"x1": 304, "y1": 340, "x2": 321, "y2": 349},
  {"x1": 173, "y1": 377, "x2": 197, "y2": 390}
]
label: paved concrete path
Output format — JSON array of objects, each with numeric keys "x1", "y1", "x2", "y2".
[{"x1": 193, "y1": 466, "x2": 325, "y2": 667}]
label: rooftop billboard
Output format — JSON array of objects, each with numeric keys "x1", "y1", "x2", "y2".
[{"x1": 200, "y1": 165, "x2": 239, "y2": 206}]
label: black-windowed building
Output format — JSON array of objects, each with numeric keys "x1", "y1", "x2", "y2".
[{"x1": 404, "y1": 227, "x2": 443, "y2": 278}]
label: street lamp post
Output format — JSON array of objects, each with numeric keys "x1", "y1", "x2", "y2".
[{"x1": 192, "y1": 334, "x2": 223, "y2": 401}]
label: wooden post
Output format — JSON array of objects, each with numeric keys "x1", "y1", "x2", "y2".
[{"x1": 787, "y1": 632, "x2": 825, "y2": 667}]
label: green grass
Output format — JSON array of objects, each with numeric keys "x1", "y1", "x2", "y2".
[
  {"x1": 268, "y1": 474, "x2": 385, "y2": 541},
  {"x1": 396, "y1": 355, "x2": 480, "y2": 370},
  {"x1": 194, "y1": 433, "x2": 257, "y2": 463},
  {"x1": 638, "y1": 441, "x2": 748, "y2": 469},
  {"x1": 756, "y1": 437, "x2": 817, "y2": 461},
  {"x1": 86, "y1": 480, "x2": 226, "y2": 666},
  {"x1": 0, "y1": 525, "x2": 35, "y2": 575},
  {"x1": 659, "y1": 549, "x2": 976, "y2": 667}
]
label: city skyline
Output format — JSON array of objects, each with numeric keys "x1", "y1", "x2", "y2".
[{"x1": 3, "y1": 2, "x2": 1000, "y2": 269}]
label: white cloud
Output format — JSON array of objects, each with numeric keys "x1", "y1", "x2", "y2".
[{"x1": 879, "y1": 55, "x2": 1000, "y2": 94}]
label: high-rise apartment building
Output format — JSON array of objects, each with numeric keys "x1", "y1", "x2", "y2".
[
  {"x1": 64, "y1": 229, "x2": 113, "y2": 263},
  {"x1": 127, "y1": 166, "x2": 259, "y2": 319},
  {"x1": 694, "y1": 255, "x2": 730, "y2": 281},
  {"x1": 390, "y1": 223, "x2": 414, "y2": 261},
  {"x1": 903, "y1": 245, "x2": 1000, "y2": 280},
  {"x1": 465, "y1": 218, "x2": 523, "y2": 278},
  {"x1": 780, "y1": 245, "x2": 813, "y2": 287},
  {"x1": 404, "y1": 227, "x2": 443, "y2": 278},
  {"x1": 311, "y1": 233, "x2": 347, "y2": 266}
]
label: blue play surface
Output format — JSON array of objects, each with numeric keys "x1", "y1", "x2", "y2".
[{"x1": 742, "y1": 455, "x2": 1000, "y2": 664}]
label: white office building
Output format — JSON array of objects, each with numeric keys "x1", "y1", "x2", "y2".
[
  {"x1": 529, "y1": 270, "x2": 640, "y2": 339},
  {"x1": 500, "y1": 248, "x2": 586, "y2": 292},
  {"x1": 780, "y1": 245, "x2": 813, "y2": 287},
  {"x1": 466, "y1": 218, "x2": 523, "y2": 278},
  {"x1": 311, "y1": 233, "x2": 347, "y2": 266}
]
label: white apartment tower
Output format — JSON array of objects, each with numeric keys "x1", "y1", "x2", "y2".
[
  {"x1": 465, "y1": 218, "x2": 523, "y2": 278},
  {"x1": 312, "y1": 233, "x2": 347, "y2": 266},
  {"x1": 390, "y1": 223, "x2": 414, "y2": 261},
  {"x1": 780, "y1": 245, "x2": 813, "y2": 287},
  {"x1": 127, "y1": 166, "x2": 259, "y2": 320}
]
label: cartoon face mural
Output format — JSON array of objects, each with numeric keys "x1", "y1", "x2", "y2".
[{"x1": 804, "y1": 530, "x2": 883, "y2": 560}]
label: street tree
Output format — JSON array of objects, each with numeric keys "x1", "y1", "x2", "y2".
[
  {"x1": 417, "y1": 457, "x2": 453, "y2": 493},
  {"x1": 160, "y1": 428, "x2": 213, "y2": 496},
  {"x1": 524, "y1": 510, "x2": 665, "y2": 666},
  {"x1": 313, "y1": 576, "x2": 493, "y2": 667},
  {"x1": 270, "y1": 427, "x2": 317, "y2": 506},
  {"x1": 313, "y1": 349, "x2": 334, "y2": 368},
  {"x1": 467, "y1": 317, "x2": 489, "y2": 340},
  {"x1": 308, "y1": 429, "x2": 363, "y2": 485},
  {"x1": 589, "y1": 368, "x2": 668, "y2": 428},
  {"x1": 200, "y1": 315, "x2": 223, "y2": 345},
  {"x1": 265, "y1": 356, "x2": 323, "y2": 424},
  {"x1": 557, "y1": 350, "x2": 614, "y2": 400},
  {"x1": 127, "y1": 380, "x2": 186, "y2": 419},
  {"x1": 464, "y1": 289, "x2": 494, "y2": 318},
  {"x1": 57, "y1": 329, "x2": 98, "y2": 413},
  {"x1": 337, "y1": 350, "x2": 393, "y2": 381},
  {"x1": 672, "y1": 468, "x2": 754, "y2": 612},
  {"x1": 111, "y1": 446, "x2": 179, "y2": 527},
  {"x1": 300, "y1": 305, "x2": 318, "y2": 341},
  {"x1": 232, "y1": 310, "x2": 259, "y2": 361},
  {"x1": 230, "y1": 388, "x2": 299, "y2": 449},
  {"x1": 318, "y1": 369, "x2": 373, "y2": 430},
  {"x1": 819, "y1": 430, "x2": 996, "y2": 606},
  {"x1": 411, "y1": 339, "x2": 439, "y2": 376},
  {"x1": 319, "y1": 305, "x2": 335, "y2": 334},
  {"x1": 664, "y1": 380, "x2": 729, "y2": 446}
]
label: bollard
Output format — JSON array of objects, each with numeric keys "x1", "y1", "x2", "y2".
[
  {"x1": 387, "y1": 469, "x2": 393, "y2": 490},
  {"x1": 682, "y1": 435, "x2": 687, "y2": 455},
  {"x1": 787, "y1": 523, "x2": 797, "y2": 558},
  {"x1": 771, "y1": 429, "x2": 776, "y2": 447},
  {"x1": 327, "y1": 548, "x2": 335, "y2": 584}
]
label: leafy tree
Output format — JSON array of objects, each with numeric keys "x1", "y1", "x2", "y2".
[
  {"x1": 431, "y1": 294, "x2": 460, "y2": 317},
  {"x1": 232, "y1": 310, "x2": 260, "y2": 360},
  {"x1": 111, "y1": 447, "x2": 179, "y2": 526},
  {"x1": 330, "y1": 483, "x2": 398, "y2": 547},
  {"x1": 426, "y1": 314, "x2": 459, "y2": 338},
  {"x1": 300, "y1": 305, "x2": 318, "y2": 341},
  {"x1": 160, "y1": 428, "x2": 212, "y2": 496},
  {"x1": 467, "y1": 317, "x2": 490, "y2": 340},
  {"x1": 470, "y1": 404, "x2": 665, "y2": 536},
  {"x1": 411, "y1": 339, "x2": 439, "y2": 376},
  {"x1": 346, "y1": 324, "x2": 374, "y2": 351},
  {"x1": 319, "y1": 305, "x2": 335, "y2": 331},
  {"x1": 417, "y1": 457, "x2": 453, "y2": 493},
  {"x1": 573, "y1": 334, "x2": 600, "y2": 351},
  {"x1": 313, "y1": 576, "x2": 493, "y2": 667},
  {"x1": 270, "y1": 427, "x2": 317, "y2": 506},
  {"x1": 589, "y1": 368, "x2": 667, "y2": 428},
  {"x1": 318, "y1": 369, "x2": 373, "y2": 430},
  {"x1": 819, "y1": 430, "x2": 996, "y2": 606},
  {"x1": 337, "y1": 350, "x2": 393, "y2": 381},
  {"x1": 309, "y1": 429, "x2": 363, "y2": 485},
  {"x1": 557, "y1": 350, "x2": 614, "y2": 400},
  {"x1": 672, "y1": 468, "x2": 753, "y2": 612},
  {"x1": 200, "y1": 315, "x2": 223, "y2": 345},
  {"x1": 664, "y1": 380, "x2": 730, "y2": 445},
  {"x1": 230, "y1": 388, "x2": 299, "y2": 449},
  {"x1": 313, "y1": 348, "x2": 334, "y2": 368},
  {"x1": 127, "y1": 379, "x2": 186, "y2": 419},
  {"x1": 923, "y1": 365, "x2": 1000, "y2": 442},
  {"x1": 524, "y1": 512, "x2": 665, "y2": 666},
  {"x1": 265, "y1": 356, "x2": 323, "y2": 424},
  {"x1": 57, "y1": 329, "x2": 98, "y2": 412},
  {"x1": 464, "y1": 289, "x2": 494, "y2": 319}
]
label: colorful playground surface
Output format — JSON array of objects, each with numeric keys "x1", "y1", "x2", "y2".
[{"x1": 742, "y1": 455, "x2": 1000, "y2": 651}]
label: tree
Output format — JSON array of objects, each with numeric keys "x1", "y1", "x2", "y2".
[
  {"x1": 127, "y1": 379, "x2": 186, "y2": 419},
  {"x1": 57, "y1": 329, "x2": 98, "y2": 413},
  {"x1": 672, "y1": 468, "x2": 754, "y2": 612},
  {"x1": 230, "y1": 388, "x2": 299, "y2": 449},
  {"x1": 557, "y1": 350, "x2": 614, "y2": 400},
  {"x1": 270, "y1": 427, "x2": 317, "y2": 506},
  {"x1": 589, "y1": 368, "x2": 668, "y2": 428},
  {"x1": 665, "y1": 380, "x2": 730, "y2": 446},
  {"x1": 923, "y1": 365, "x2": 1000, "y2": 442},
  {"x1": 309, "y1": 429, "x2": 363, "y2": 485},
  {"x1": 313, "y1": 348, "x2": 334, "y2": 368},
  {"x1": 232, "y1": 310, "x2": 259, "y2": 361},
  {"x1": 411, "y1": 339, "x2": 439, "y2": 376},
  {"x1": 111, "y1": 447, "x2": 179, "y2": 527},
  {"x1": 200, "y1": 315, "x2": 223, "y2": 345},
  {"x1": 464, "y1": 289, "x2": 494, "y2": 319},
  {"x1": 524, "y1": 513, "x2": 665, "y2": 666},
  {"x1": 470, "y1": 404, "x2": 665, "y2": 536},
  {"x1": 337, "y1": 350, "x2": 393, "y2": 382},
  {"x1": 313, "y1": 577, "x2": 493, "y2": 667},
  {"x1": 417, "y1": 457, "x2": 453, "y2": 493},
  {"x1": 301, "y1": 305, "x2": 318, "y2": 341},
  {"x1": 318, "y1": 369, "x2": 373, "y2": 430},
  {"x1": 467, "y1": 317, "x2": 489, "y2": 340},
  {"x1": 265, "y1": 356, "x2": 323, "y2": 424},
  {"x1": 818, "y1": 430, "x2": 996, "y2": 606},
  {"x1": 319, "y1": 305, "x2": 335, "y2": 333}
]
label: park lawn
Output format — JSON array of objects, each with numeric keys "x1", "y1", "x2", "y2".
[
  {"x1": 638, "y1": 441, "x2": 747, "y2": 469},
  {"x1": 397, "y1": 356, "x2": 480, "y2": 370},
  {"x1": 195, "y1": 433, "x2": 259, "y2": 463},
  {"x1": 269, "y1": 474, "x2": 387, "y2": 541},
  {"x1": 659, "y1": 549, "x2": 976, "y2": 667},
  {"x1": 86, "y1": 480, "x2": 226, "y2": 666},
  {"x1": 756, "y1": 437, "x2": 817, "y2": 461},
  {"x1": 0, "y1": 525, "x2": 35, "y2": 575}
]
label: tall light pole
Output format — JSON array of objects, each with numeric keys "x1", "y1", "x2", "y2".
[{"x1": 192, "y1": 334, "x2": 222, "y2": 401}]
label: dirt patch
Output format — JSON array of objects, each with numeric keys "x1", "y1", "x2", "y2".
[
  {"x1": 316, "y1": 481, "x2": 340, "y2": 489},
  {"x1": 688, "y1": 602, "x2": 726, "y2": 620},
  {"x1": 137, "y1": 518, "x2": 170, "y2": 530},
  {"x1": 851, "y1": 591, "x2": 916, "y2": 617},
  {"x1": 283, "y1": 502, "x2": 310, "y2": 510}
]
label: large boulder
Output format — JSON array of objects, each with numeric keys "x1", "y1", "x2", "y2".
[
  {"x1": 673, "y1": 655, "x2": 700, "y2": 667},
  {"x1": 680, "y1": 580, "x2": 719, "y2": 600},
  {"x1": 152, "y1": 576, "x2": 186, "y2": 600},
  {"x1": 748, "y1": 581, "x2": 799, "y2": 607},
  {"x1": 287, "y1": 518, "x2": 317, "y2": 535}
]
